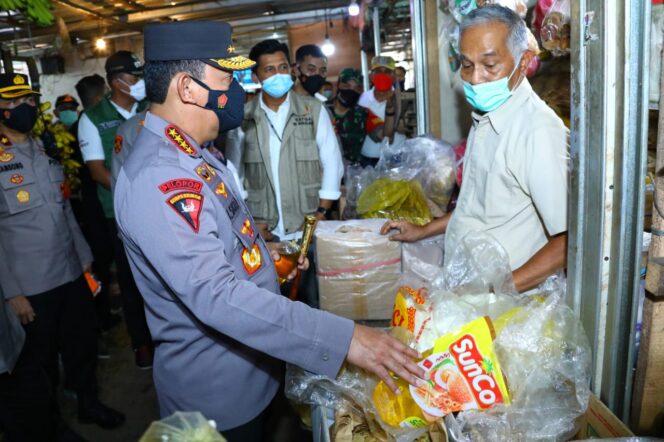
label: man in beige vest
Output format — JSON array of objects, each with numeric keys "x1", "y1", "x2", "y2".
[
  {"x1": 235, "y1": 39, "x2": 343, "y2": 307},
  {"x1": 238, "y1": 39, "x2": 343, "y2": 244}
]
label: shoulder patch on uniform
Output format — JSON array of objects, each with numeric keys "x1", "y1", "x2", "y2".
[
  {"x1": 166, "y1": 191, "x2": 204, "y2": 233},
  {"x1": 114, "y1": 135, "x2": 123, "y2": 154},
  {"x1": 195, "y1": 163, "x2": 215, "y2": 181},
  {"x1": 165, "y1": 125, "x2": 198, "y2": 157},
  {"x1": 0, "y1": 134, "x2": 11, "y2": 146},
  {"x1": 0, "y1": 150, "x2": 14, "y2": 163},
  {"x1": 242, "y1": 244, "x2": 262, "y2": 275},
  {"x1": 158, "y1": 178, "x2": 203, "y2": 194}
]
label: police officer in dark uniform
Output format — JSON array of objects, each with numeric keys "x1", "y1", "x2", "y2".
[
  {"x1": 114, "y1": 22, "x2": 424, "y2": 442},
  {"x1": 0, "y1": 73, "x2": 125, "y2": 438}
]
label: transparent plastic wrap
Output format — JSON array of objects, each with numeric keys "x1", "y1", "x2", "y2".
[
  {"x1": 377, "y1": 136, "x2": 457, "y2": 215},
  {"x1": 390, "y1": 285, "x2": 436, "y2": 353},
  {"x1": 357, "y1": 178, "x2": 433, "y2": 226},
  {"x1": 297, "y1": 232, "x2": 591, "y2": 442},
  {"x1": 315, "y1": 219, "x2": 401, "y2": 320},
  {"x1": 532, "y1": 0, "x2": 556, "y2": 37},
  {"x1": 402, "y1": 234, "x2": 445, "y2": 285},
  {"x1": 139, "y1": 412, "x2": 225, "y2": 442},
  {"x1": 342, "y1": 165, "x2": 377, "y2": 220},
  {"x1": 447, "y1": 0, "x2": 478, "y2": 23},
  {"x1": 476, "y1": 0, "x2": 527, "y2": 17},
  {"x1": 433, "y1": 231, "x2": 516, "y2": 297},
  {"x1": 540, "y1": 0, "x2": 571, "y2": 57},
  {"x1": 454, "y1": 281, "x2": 592, "y2": 442},
  {"x1": 343, "y1": 164, "x2": 377, "y2": 220},
  {"x1": 285, "y1": 363, "x2": 374, "y2": 415}
]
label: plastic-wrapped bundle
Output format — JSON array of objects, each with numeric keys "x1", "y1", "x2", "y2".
[
  {"x1": 540, "y1": 0, "x2": 571, "y2": 57},
  {"x1": 476, "y1": 0, "x2": 527, "y2": 17},
  {"x1": 343, "y1": 164, "x2": 377, "y2": 220},
  {"x1": 454, "y1": 279, "x2": 592, "y2": 442},
  {"x1": 289, "y1": 233, "x2": 592, "y2": 442},
  {"x1": 357, "y1": 178, "x2": 433, "y2": 226},
  {"x1": 378, "y1": 136, "x2": 457, "y2": 215},
  {"x1": 315, "y1": 219, "x2": 401, "y2": 320},
  {"x1": 139, "y1": 412, "x2": 225, "y2": 442}
]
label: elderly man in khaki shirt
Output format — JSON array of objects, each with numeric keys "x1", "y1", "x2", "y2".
[{"x1": 382, "y1": 5, "x2": 568, "y2": 293}]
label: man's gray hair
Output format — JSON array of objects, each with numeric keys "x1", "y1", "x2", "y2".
[{"x1": 459, "y1": 5, "x2": 529, "y2": 60}]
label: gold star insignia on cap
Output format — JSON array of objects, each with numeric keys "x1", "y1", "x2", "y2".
[
  {"x1": 13, "y1": 75, "x2": 25, "y2": 85},
  {"x1": 227, "y1": 45, "x2": 235, "y2": 54}
]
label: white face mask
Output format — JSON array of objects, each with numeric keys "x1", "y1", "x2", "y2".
[{"x1": 119, "y1": 78, "x2": 146, "y2": 101}]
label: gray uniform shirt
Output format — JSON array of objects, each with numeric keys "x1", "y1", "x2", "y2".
[
  {"x1": 114, "y1": 112, "x2": 354, "y2": 430},
  {"x1": 0, "y1": 240, "x2": 25, "y2": 374},
  {"x1": 111, "y1": 110, "x2": 147, "y2": 193},
  {"x1": 0, "y1": 136, "x2": 93, "y2": 298}
]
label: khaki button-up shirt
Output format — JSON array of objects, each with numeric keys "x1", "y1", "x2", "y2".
[{"x1": 445, "y1": 79, "x2": 569, "y2": 270}]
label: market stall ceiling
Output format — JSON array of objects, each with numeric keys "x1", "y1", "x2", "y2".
[{"x1": 0, "y1": 0, "x2": 369, "y2": 54}]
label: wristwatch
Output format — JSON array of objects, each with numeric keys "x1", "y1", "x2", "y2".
[{"x1": 316, "y1": 206, "x2": 330, "y2": 217}]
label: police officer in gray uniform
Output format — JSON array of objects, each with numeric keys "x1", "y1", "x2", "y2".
[
  {"x1": 111, "y1": 109, "x2": 146, "y2": 191},
  {"x1": 114, "y1": 22, "x2": 424, "y2": 441},
  {"x1": 0, "y1": 73, "x2": 125, "y2": 435}
]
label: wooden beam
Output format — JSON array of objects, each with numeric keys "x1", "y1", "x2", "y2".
[
  {"x1": 632, "y1": 44, "x2": 664, "y2": 435},
  {"x1": 631, "y1": 294, "x2": 664, "y2": 434},
  {"x1": 424, "y1": 0, "x2": 441, "y2": 138}
]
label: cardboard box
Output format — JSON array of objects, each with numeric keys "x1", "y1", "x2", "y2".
[
  {"x1": 573, "y1": 394, "x2": 635, "y2": 439},
  {"x1": 315, "y1": 219, "x2": 401, "y2": 320},
  {"x1": 323, "y1": 394, "x2": 634, "y2": 441}
]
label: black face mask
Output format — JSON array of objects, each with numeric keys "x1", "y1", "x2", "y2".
[
  {"x1": 2, "y1": 102, "x2": 38, "y2": 133},
  {"x1": 398, "y1": 80, "x2": 406, "y2": 91},
  {"x1": 190, "y1": 77, "x2": 246, "y2": 133},
  {"x1": 337, "y1": 89, "x2": 360, "y2": 108},
  {"x1": 299, "y1": 69, "x2": 326, "y2": 97}
]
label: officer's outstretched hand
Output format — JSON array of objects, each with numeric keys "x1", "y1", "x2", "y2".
[
  {"x1": 7, "y1": 295, "x2": 36, "y2": 324},
  {"x1": 346, "y1": 324, "x2": 425, "y2": 394},
  {"x1": 380, "y1": 220, "x2": 424, "y2": 243}
]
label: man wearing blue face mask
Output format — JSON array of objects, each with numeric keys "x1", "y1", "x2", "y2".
[
  {"x1": 54, "y1": 94, "x2": 79, "y2": 128},
  {"x1": 78, "y1": 50, "x2": 153, "y2": 368},
  {"x1": 235, "y1": 39, "x2": 343, "y2": 245},
  {"x1": 382, "y1": 5, "x2": 569, "y2": 293},
  {"x1": 232, "y1": 39, "x2": 344, "y2": 308}
]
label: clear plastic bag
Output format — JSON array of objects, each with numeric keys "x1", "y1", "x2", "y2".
[
  {"x1": 477, "y1": 0, "x2": 528, "y2": 18},
  {"x1": 455, "y1": 281, "x2": 592, "y2": 442},
  {"x1": 373, "y1": 136, "x2": 457, "y2": 216},
  {"x1": 139, "y1": 412, "x2": 225, "y2": 442},
  {"x1": 293, "y1": 232, "x2": 592, "y2": 442},
  {"x1": 448, "y1": 0, "x2": 478, "y2": 23},
  {"x1": 343, "y1": 164, "x2": 377, "y2": 220},
  {"x1": 433, "y1": 231, "x2": 517, "y2": 297},
  {"x1": 284, "y1": 363, "x2": 373, "y2": 415},
  {"x1": 402, "y1": 234, "x2": 446, "y2": 285},
  {"x1": 540, "y1": 0, "x2": 571, "y2": 57},
  {"x1": 357, "y1": 178, "x2": 433, "y2": 226}
]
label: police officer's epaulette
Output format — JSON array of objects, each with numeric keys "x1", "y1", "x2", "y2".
[
  {"x1": 164, "y1": 125, "x2": 198, "y2": 157},
  {"x1": 0, "y1": 134, "x2": 11, "y2": 147}
]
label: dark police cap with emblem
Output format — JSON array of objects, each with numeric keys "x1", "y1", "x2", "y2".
[
  {"x1": 0, "y1": 73, "x2": 40, "y2": 99},
  {"x1": 105, "y1": 50, "x2": 143, "y2": 76},
  {"x1": 143, "y1": 21, "x2": 255, "y2": 71}
]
